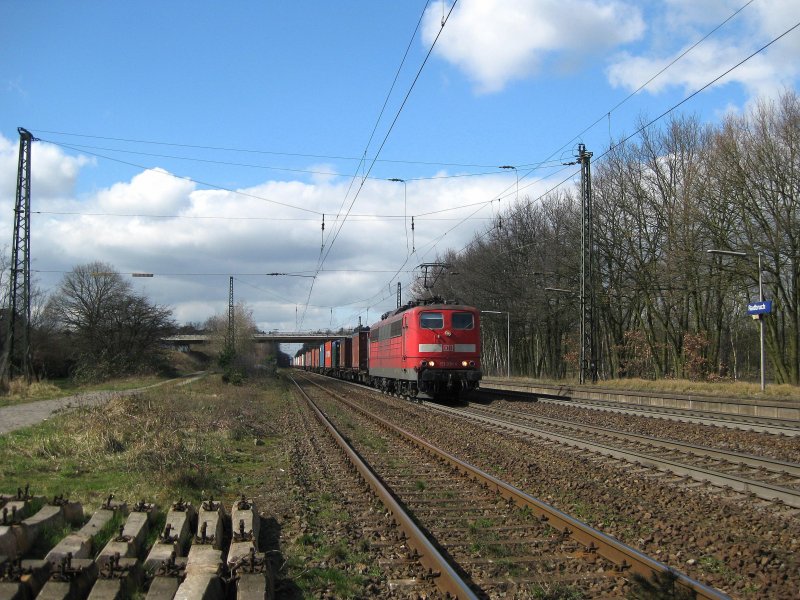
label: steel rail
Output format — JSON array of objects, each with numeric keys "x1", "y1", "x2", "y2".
[
  {"x1": 543, "y1": 398, "x2": 800, "y2": 436},
  {"x1": 464, "y1": 403, "x2": 800, "y2": 477},
  {"x1": 479, "y1": 387, "x2": 800, "y2": 436},
  {"x1": 298, "y1": 373, "x2": 730, "y2": 600},
  {"x1": 288, "y1": 375, "x2": 480, "y2": 600},
  {"x1": 427, "y1": 402, "x2": 800, "y2": 509}
]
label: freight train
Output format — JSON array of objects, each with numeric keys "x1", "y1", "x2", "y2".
[{"x1": 292, "y1": 301, "x2": 482, "y2": 400}]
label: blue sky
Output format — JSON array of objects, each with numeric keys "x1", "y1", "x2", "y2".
[{"x1": 1, "y1": 0, "x2": 799, "y2": 336}]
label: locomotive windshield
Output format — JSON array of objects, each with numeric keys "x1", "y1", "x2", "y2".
[
  {"x1": 452, "y1": 312, "x2": 474, "y2": 329},
  {"x1": 420, "y1": 312, "x2": 444, "y2": 329}
]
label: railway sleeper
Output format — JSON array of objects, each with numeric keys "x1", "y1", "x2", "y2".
[
  {"x1": 47, "y1": 504, "x2": 126, "y2": 565},
  {"x1": 87, "y1": 554, "x2": 141, "y2": 600},
  {"x1": 174, "y1": 545, "x2": 225, "y2": 600},
  {"x1": 225, "y1": 498, "x2": 274, "y2": 600},
  {"x1": 1, "y1": 499, "x2": 84, "y2": 560},
  {"x1": 38, "y1": 556, "x2": 98, "y2": 600},
  {"x1": 194, "y1": 500, "x2": 225, "y2": 550},
  {"x1": 145, "y1": 501, "x2": 196, "y2": 571},
  {"x1": 0, "y1": 558, "x2": 50, "y2": 600},
  {"x1": 96, "y1": 504, "x2": 156, "y2": 568},
  {"x1": 230, "y1": 548, "x2": 273, "y2": 600}
]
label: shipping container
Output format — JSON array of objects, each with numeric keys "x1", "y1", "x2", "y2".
[
  {"x1": 311, "y1": 347, "x2": 319, "y2": 368},
  {"x1": 331, "y1": 340, "x2": 340, "y2": 369},
  {"x1": 323, "y1": 341, "x2": 332, "y2": 369},
  {"x1": 352, "y1": 330, "x2": 370, "y2": 372},
  {"x1": 339, "y1": 337, "x2": 353, "y2": 369}
]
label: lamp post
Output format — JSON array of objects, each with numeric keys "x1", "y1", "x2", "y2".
[
  {"x1": 388, "y1": 178, "x2": 409, "y2": 256},
  {"x1": 707, "y1": 249, "x2": 766, "y2": 391},
  {"x1": 499, "y1": 165, "x2": 518, "y2": 203},
  {"x1": 481, "y1": 310, "x2": 510, "y2": 378}
]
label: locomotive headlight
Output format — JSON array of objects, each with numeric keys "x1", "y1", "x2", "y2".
[
  {"x1": 469, "y1": 361, "x2": 475, "y2": 367},
  {"x1": 461, "y1": 360, "x2": 468, "y2": 367},
  {"x1": 428, "y1": 360, "x2": 435, "y2": 367}
]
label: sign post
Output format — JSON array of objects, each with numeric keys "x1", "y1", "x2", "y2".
[
  {"x1": 707, "y1": 249, "x2": 768, "y2": 391},
  {"x1": 746, "y1": 300, "x2": 772, "y2": 318}
]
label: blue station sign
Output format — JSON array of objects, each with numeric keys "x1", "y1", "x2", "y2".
[{"x1": 747, "y1": 300, "x2": 772, "y2": 315}]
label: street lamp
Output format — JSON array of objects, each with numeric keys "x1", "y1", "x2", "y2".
[
  {"x1": 707, "y1": 249, "x2": 766, "y2": 391},
  {"x1": 481, "y1": 310, "x2": 510, "y2": 378},
  {"x1": 389, "y1": 178, "x2": 410, "y2": 256},
  {"x1": 499, "y1": 165, "x2": 518, "y2": 203}
]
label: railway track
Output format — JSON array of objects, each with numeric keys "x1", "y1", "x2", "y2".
[
  {"x1": 293, "y1": 372, "x2": 729, "y2": 599},
  {"x1": 478, "y1": 384, "x2": 800, "y2": 437},
  {"x1": 431, "y1": 402, "x2": 800, "y2": 509}
]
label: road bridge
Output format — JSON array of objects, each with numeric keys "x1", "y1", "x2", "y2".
[{"x1": 162, "y1": 331, "x2": 356, "y2": 346}]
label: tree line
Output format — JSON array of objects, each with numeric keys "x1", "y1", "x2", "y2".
[
  {"x1": 428, "y1": 91, "x2": 800, "y2": 385},
  {"x1": 0, "y1": 260, "x2": 274, "y2": 384}
]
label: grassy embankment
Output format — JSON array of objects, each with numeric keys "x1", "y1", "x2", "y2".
[
  {"x1": 0, "y1": 373, "x2": 286, "y2": 510},
  {"x1": 0, "y1": 350, "x2": 209, "y2": 408},
  {"x1": 0, "y1": 371, "x2": 389, "y2": 597},
  {"x1": 493, "y1": 375, "x2": 800, "y2": 401}
]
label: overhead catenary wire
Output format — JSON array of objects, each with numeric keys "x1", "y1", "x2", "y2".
[
  {"x1": 352, "y1": 13, "x2": 798, "y2": 320},
  {"x1": 25, "y1": 3, "x2": 795, "y2": 331},
  {"x1": 325, "y1": 0, "x2": 431, "y2": 243},
  {"x1": 318, "y1": 0, "x2": 457, "y2": 269},
  {"x1": 412, "y1": 12, "x2": 800, "y2": 269},
  {"x1": 40, "y1": 139, "x2": 324, "y2": 215},
  {"x1": 546, "y1": 0, "x2": 758, "y2": 164},
  {"x1": 402, "y1": 0, "x2": 765, "y2": 236},
  {"x1": 298, "y1": 0, "x2": 458, "y2": 327},
  {"x1": 32, "y1": 210, "x2": 497, "y2": 223},
  {"x1": 33, "y1": 128, "x2": 515, "y2": 169},
  {"x1": 36, "y1": 140, "x2": 562, "y2": 182}
]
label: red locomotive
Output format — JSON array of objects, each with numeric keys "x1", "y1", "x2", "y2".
[
  {"x1": 294, "y1": 301, "x2": 482, "y2": 400},
  {"x1": 367, "y1": 302, "x2": 482, "y2": 399}
]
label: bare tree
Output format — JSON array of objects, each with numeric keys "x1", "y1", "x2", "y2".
[
  {"x1": 203, "y1": 302, "x2": 275, "y2": 379},
  {"x1": 45, "y1": 261, "x2": 174, "y2": 380},
  {"x1": 714, "y1": 91, "x2": 800, "y2": 384}
]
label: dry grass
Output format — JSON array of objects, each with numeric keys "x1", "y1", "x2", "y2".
[
  {"x1": 7, "y1": 379, "x2": 63, "y2": 398},
  {"x1": 0, "y1": 375, "x2": 282, "y2": 507},
  {"x1": 593, "y1": 377, "x2": 800, "y2": 400},
  {"x1": 501, "y1": 375, "x2": 800, "y2": 401}
]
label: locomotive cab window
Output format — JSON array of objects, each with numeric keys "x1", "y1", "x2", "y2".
[
  {"x1": 420, "y1": 312, "x2": 444, "y2": 329},
  {"x1": 452, "y1": 312, "x2": 474, "y2": 329}
]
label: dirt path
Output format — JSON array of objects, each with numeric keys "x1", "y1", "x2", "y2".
[{"x1": 0, "y1": 372, "x2": 208, "y2": 435}]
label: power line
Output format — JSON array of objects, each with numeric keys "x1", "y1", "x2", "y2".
[
  {"x1": 28, "y1": 4, "x2": 793, "y2": 332},
  {"x1": 556, "y1": 0, "x2": 758, "y2": 157},
  {"x1": 33, "y1": 210, "x2": 495, "y2": 222},
  {"x1": 43, "y1": 139, "x2": 558, "y2": 182},
  {"x1": 33, "y1": 268, "x2": 418, "y2": 276},
  {"x1": 41, "y1": 139, "x2": 324, "y2": 215},
  {"x1": 33, "y1": 128, "x2": 513, "y2": 170},
  {"x1": 418, "y1": 0, "x2": 763, "y2": 235},
  {"x1": 593, "y1": 18, "x2": 800, "y2": 168},
  {"x1": 299, "y1": 0, "x2": 458, "y2": 327},
  {"x1": 434, "y1": 15, "x2": 800, "y2": 273}
]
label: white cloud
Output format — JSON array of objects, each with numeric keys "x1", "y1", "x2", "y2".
[
  {"x1": 95, "y1": 167, "x2": 194, "y2": 214},
  {"x1": 606, "y1": 1, "x2": 800, "y2": 99},
  {"x1": 0, "y1": 132, "x2": 570, "y2": 330},
  {"x1": 0, "y1": 137, "x2": 93, "y2": 204},
  {"x1": 424, "y1": 0, "x2": 645, "y2": 93}
]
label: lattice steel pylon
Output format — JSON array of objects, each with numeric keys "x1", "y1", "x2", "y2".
[
  {"x1": 578, "y1": 144, "x2": 598, "y2": 384},
  {"x1": 1, "y1": 128, "x2": 35, "y2": 387}
]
